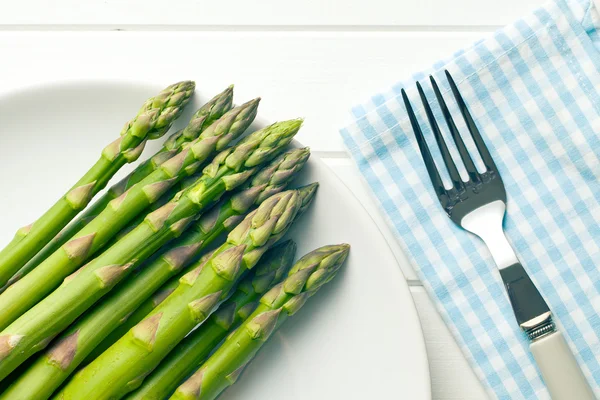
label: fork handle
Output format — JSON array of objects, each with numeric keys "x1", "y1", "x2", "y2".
[
  {"x1": 499, "y1": 262, "x2": 595, "y2": 398},
  {"x1": 530, "y1": 330, "x2": 595, "y2": 400}
]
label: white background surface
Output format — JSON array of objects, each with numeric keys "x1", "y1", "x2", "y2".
[{"x1": 0, "y1": 1, "x2": 549, "y2": 398}]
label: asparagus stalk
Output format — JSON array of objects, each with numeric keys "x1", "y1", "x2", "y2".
[
  {"x1": 0, "y1": 120, "x2": 300, "y2": 380},
  {"x1": 0, "y1": 99, "x2": 259, "y2": 330},
  {"x1": 127, "y1": 240, "x2": 297, "y2": 400},
  {"x1": 0, "y1": 151, "x2": 311, "y2": 400},
  {"x1": 58, "y1": 188, "x2": 303, "y2": 399},
  {"x1": 87, "y1": 155, "x2": 314, "y2": 365},
  {"x1": 171, "y1": 244, "x2": 350, "y2": 400},
  {"x1": 0, "y1": 81, "x2": 195, "y2": 288},
  {"x1": 6, "y1": 86, "x2": 234, "y2": 290},
  {"x1": 101, "y1": 171, "x2": 205, "y2": 251}
]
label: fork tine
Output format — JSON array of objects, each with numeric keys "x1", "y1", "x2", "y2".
[
  {"x1": 430, "y1": 76, "x2": 480, "y2": 183},
  {"x1": 401, "y1": 89, "x2": 447, "y2": 199},
  {"x1": 416, "y1": 82, "x2": 463, "y2": 190},
  {"x1": 445, "y1": 70, "x2": 499, "y2": 173}
]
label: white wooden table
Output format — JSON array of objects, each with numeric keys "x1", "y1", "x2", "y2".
[{"x1": 0, "y1": 1, "x2": 547, "y2": 398}]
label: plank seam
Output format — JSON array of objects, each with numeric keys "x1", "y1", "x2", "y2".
[{"x1": 0, "y1": 24, "x2": 502, "y2": 32}]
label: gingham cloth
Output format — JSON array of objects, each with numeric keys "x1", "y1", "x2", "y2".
[{"x1": 340, "y1": 0, "x2": 600, "y2": 398}]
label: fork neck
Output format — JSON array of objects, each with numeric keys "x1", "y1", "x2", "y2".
[
  {"x1": 462, "y1": 201, "x2": 554, "y2": 336},
  {"x1": 460, "y1": 200, "x2": 518, "y2": 269}
]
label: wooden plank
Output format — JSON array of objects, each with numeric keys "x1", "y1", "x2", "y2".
[
  {"x1": 0, "y1": 30, "x2": 487, "y2": 152},
  {"x1": 322, "y1": 157, "x2": 420, "y2": 281},
  {"x1": 0, "y1": 0, "x2": 543, "y2": 27},
  {"x1": 411, "y1": 287, "x2": 490, "y2": 400}
]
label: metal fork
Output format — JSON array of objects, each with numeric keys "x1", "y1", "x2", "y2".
[{"x1": 402, "y1": 71, "x2": 594, "y2": 400}]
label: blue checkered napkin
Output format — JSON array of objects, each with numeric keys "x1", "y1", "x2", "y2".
[{"x1": 340, "y1": 0, "x2": 600, "y2": 399}]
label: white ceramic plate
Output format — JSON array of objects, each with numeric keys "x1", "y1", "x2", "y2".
[{"x1": 0, "y1": 82, "x2": 431, "y2": 400}]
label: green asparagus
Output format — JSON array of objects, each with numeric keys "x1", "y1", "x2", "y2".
[
  {"x1": 0, "y1": 81, "x2": 195, "y2": 288},
  {"x1": 58, "y1": 188, "x2": 303, "y2": 399},
  {"x1": 6, "y1": 86, "x2": 234, "y2": 290},
  {"x1": 127, "y1": 240, "x2": 297, "y2": 400},
  {"x1": 88, "y1": 182, "x2": 317, "y2": 365},
  {"x1": 0, "y1": 98, "x2": 259, "y2": 330},
  {"x1": 0, "y1": 120, "x2": 300, "y2": 380},
  {"x1": 0, "y1": 151, "x2": 311, "y2": 400},
  {"x1": 86, "y1": 153, "x2": 314, "y2": 365},
  {"x1": 96, "y1": 182, "x2": 318, "y2": 356},
  {"x1": 171, "y1": 244, "x2": 350, "y2": 400}
]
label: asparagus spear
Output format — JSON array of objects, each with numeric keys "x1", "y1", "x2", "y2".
[
  {"x1": 0, "y1": 99, "x2": 259, "y2": 330},
  {"x1": 6, "y1": 86, "x2": 234, "y2": 290},
  {"x1": 127, "y1": 240, "x2": 297, "y2": 400},
  {"x1": 171, "y1": 244, "x2": 350, "y2": 400},
  {"x1": 59, "y1": 189, "x2": 303, "y2": 399},
  {"x1": 87, "y1": 155, "x2": 315, "y2": 365},
  {"x1": 0, "y1": 151, "x2": 311, "y2": 400},
  {"x1": 0, "y1": 81, "x2": 195, "y2": 288},
  {"x1": 0, "y1": 120, "x2": 300, "y2": 380}
]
